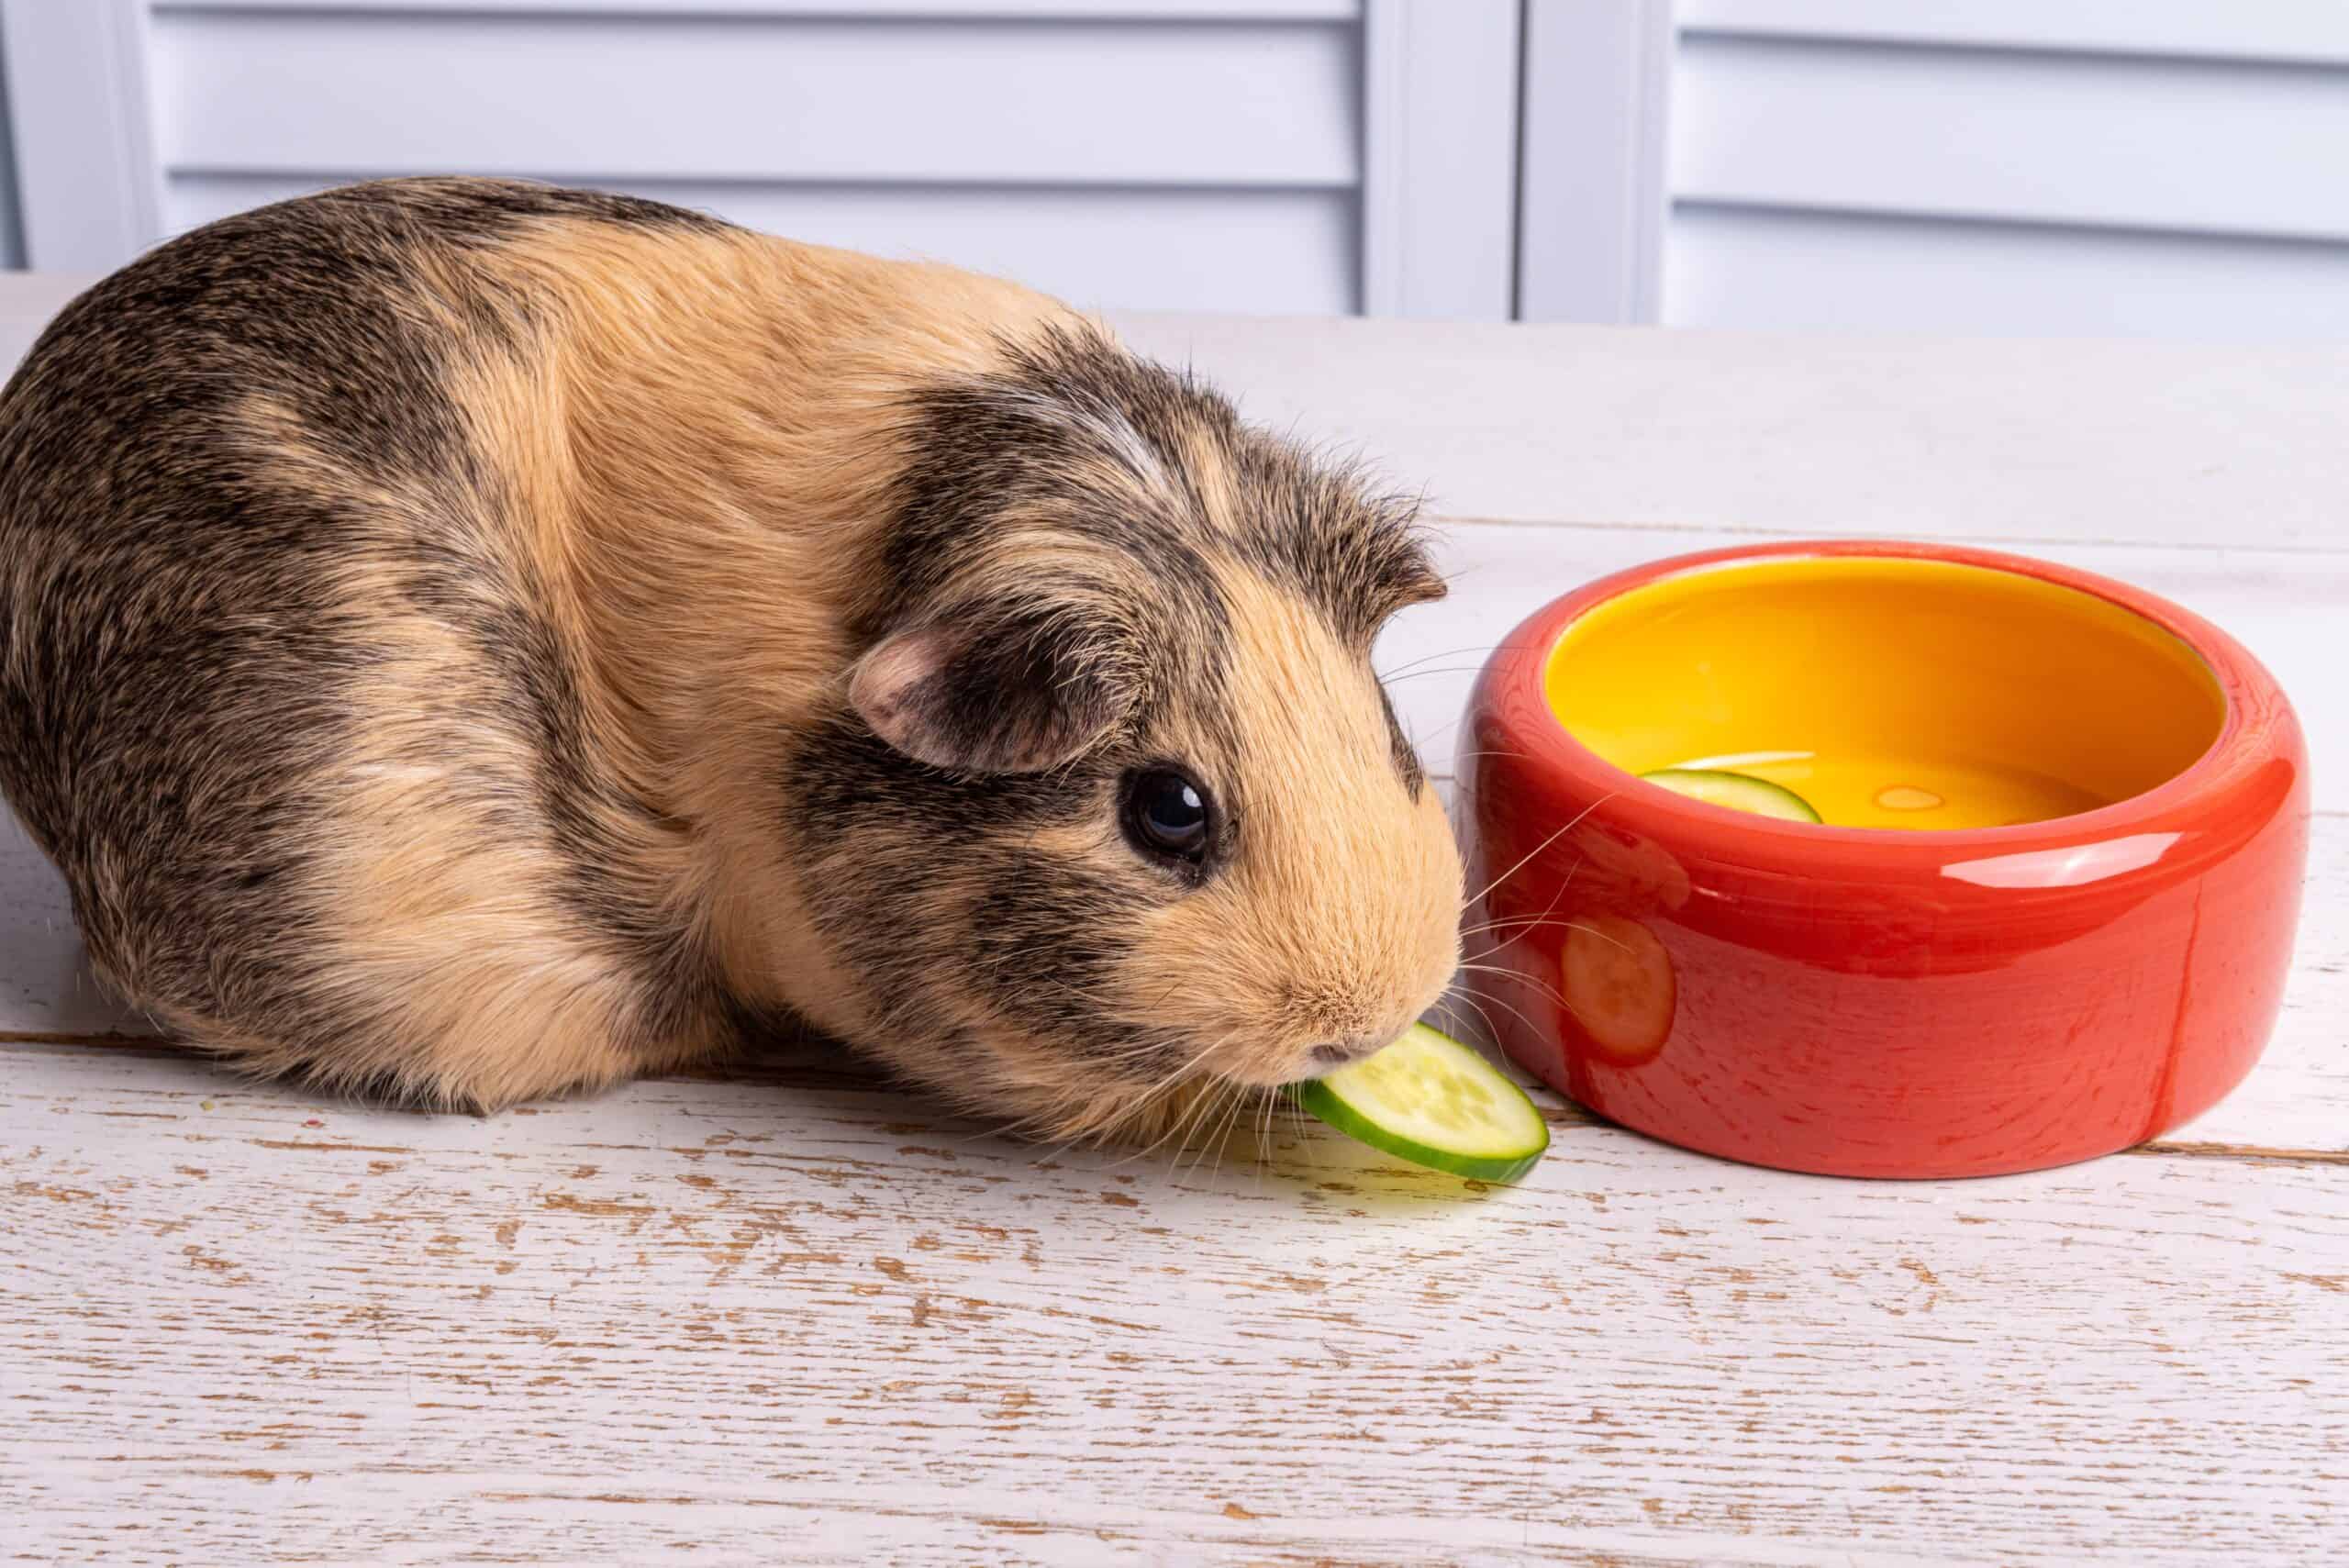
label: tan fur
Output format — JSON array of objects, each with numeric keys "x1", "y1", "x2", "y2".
[
  {"x1": 1136, "y1": 570, "x2": 1464, "y2": 1087},
  {"x1": 239, "y1": 220, "x2": 1083, "y2": 1105},
  {"x1": 0, "y1": 179, "x2": 1463, "y2": 1140}
]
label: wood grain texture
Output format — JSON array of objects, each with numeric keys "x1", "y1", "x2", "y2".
[
  {"x1": 0, "y1": 281, "x2": 2343, "y2": 1563},
  {"x1": 1108, "y1": 311, "x2": 2349, "y2": 552},
  {"x1": 5, "y1": 786, "x2": 2340, "y2": 1156},
  {"x1": 4, "y1": 1040, "x2": 2344, "y2": 1567}
]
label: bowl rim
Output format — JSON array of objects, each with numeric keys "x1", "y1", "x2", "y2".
[{"x1": 1479, "y1": 538, "x2": 2296, "y2": 870}]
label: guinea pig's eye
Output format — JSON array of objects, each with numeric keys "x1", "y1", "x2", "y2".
[{"x1": 1122, "y1": 767, "x2": 1213, "y2": 867}]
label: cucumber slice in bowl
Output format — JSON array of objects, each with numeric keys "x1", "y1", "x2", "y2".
[
  {"x1": 1638, "y1": 767, "x2": 1821, "y2": 823},
  {"x1": 1290, "y1": 1022, "x2": 1549, "y2": 1183}
]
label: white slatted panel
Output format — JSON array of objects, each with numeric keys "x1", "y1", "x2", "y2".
[
  {"x1": 1675, "y1": 34, "x2": 2349, "y2": 242},
  {"x1": 1668, "y1": 206, "x2": 2349, "y2": 344},
  {"x1": 1676, "y1": 0, "x2": 2349, "y2": 66},
  {"x1": 171, "y1": 175, "x2": 1358, "y2": 315},
  {"x1": 1664, "y1": 4, "x2": 2349, "y2": 339},
  {"x1": 137, "y1": 1, "x2": 1374, "y2": 314},
  {"x1": 155, "y1": 0, "x2": 1361, "y2": 15},
  {"x1": 1359, "y1": 0, "x2": 1521, "y2": 319},
  {"x1": 149, "y1": 9, "x2": 1358, "y2": 187}
]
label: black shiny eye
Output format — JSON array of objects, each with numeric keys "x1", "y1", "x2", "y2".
[{"x1": 1123, "y1": 767, "x2": 1212, "y2": 865}]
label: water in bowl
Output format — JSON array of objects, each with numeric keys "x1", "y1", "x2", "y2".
[{"x1": 1665, "y1": 748, "x2": 2108, "y2": 830}]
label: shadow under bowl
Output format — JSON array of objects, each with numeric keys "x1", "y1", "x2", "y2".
[{"x1": 1456, "y1": 540, "x2": 2310, "y2": 1179}]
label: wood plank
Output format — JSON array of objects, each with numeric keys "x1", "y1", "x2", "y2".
[
  {"x1": 1108, "y1": 312, "x2": 2349, "y2": 553},
  {"x1": 0, "y1": 268, "x2": 92, "y2": 328},
  {"x1": 149, "y1": 9, "x2": 1359, "y2": 188},
  {"x1": 6, "y1": 789, "x2": 2339, "y2": 1159},
  {"x1": 3, "y1": 1039, "x2": 2341, "y2": 1565},
  {"x1": 1673, "y1": 33, "x2": 2349, "y2": 245},
  {"x1": 1679, "y1": 0, "x2": 2349, "y2": 68},
  {"x1": 9, "y1": 281, "x2": 2349, "y2": 558},
  {"x1": 2, "y1": 289, "x2": 2343, "y2": 1155},
  {"x1": 0, "y1": 814, "x2": 148, "y2": 1039}
]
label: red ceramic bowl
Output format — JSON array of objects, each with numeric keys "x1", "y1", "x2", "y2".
[{"x1": 1457, "y1": 540, "x2": 2309, "y2": 1178}]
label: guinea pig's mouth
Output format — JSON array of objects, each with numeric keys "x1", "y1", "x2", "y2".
[
  {"x1": 1197, "y1": 1031, "x2": 1398, "y2": 1092},
  {"x1": 982, "y1": 1009, "x2": 1437, "y2": 1145}
]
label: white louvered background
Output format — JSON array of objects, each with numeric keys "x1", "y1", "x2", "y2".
[
  {"x1": 1665, "y1": 0, "x2": 2349, "y2": 339},
  {"x1": 142, "y1": 0, "x2": 1366, "y2": 314}
]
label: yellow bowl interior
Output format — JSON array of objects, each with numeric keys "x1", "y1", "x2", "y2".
[{"x1": 1545, "y1": 557, "x2": 2226, "y2": 830}]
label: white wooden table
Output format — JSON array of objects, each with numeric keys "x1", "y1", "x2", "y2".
[{"x1": 4, "y1": 274, "x2": 2343, "y2": 1566}]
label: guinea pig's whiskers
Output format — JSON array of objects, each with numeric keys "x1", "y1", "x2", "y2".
[
  {"x1": 1139, "y1": 973, "x2": 1190, "y2": 1019},
  {"x1": 1115, "y1": 1055, "x2": 1211, "y2": 1134},
  {"x1": 1457, "y1": 912, "x2": 1604, "y2": 944},
  {"x1": 1187, "y1": 1090, "x2": 1238, "y2": 1183},
  {"x1": 1375, "y1": 639, "x2": 1547, "y2": 683},
  {"x1": 1108, "y1": 1033, "x2": 1243, "y2": 1166},
  {"x1": 1407, "y1": 720, "x2": 1464, "y2": 755},
  {"x1": 1481, "y1": 973, "x2": 1578, "y2": 1036},
  {"x1": 1462, "y1": 862, "x2": 1583, "y2": 962},
  {"x1": 1456, "y1": 961, "x2": 1579, "y2": 1017},
  {"x1": 1461, "y1": 794, "x2": 1612, "y2": 913},
  {"x1": 1376, "y1": 648, "x2": 1488, "y2": 682},
  {"x1": 1446, "y1": 979, "x2": 1558, "y2": 1045},
  {"x1": 1444, "y1": 988, "x2": 1508, "y2": 1050},
  {"x1": 1191, "y1": 1084, "x2": 1253, "y2": 1175},
  {"x1": 1230, "y1": 1088, "x2": 1276, "y2": 1183},
  {"x1": 1204, "y1": 1086, "x2": 1264, "y2": 1184},
  {"x1": 1019, "y1": 1055, "x2": 1193, "y2": 1159},
  {"x1": 1145, "y1": 1076, "x2": 1229, "y2": 1173},
  {"x1": 1181, "y1": 1081, "x2": 1242, "y2": 1167},
  {"x1": 1253, "y1": 1088, "x2": 1286, "y2": 1173},
  {"x1": 995, "y1": 1027, "x2": 1208, "y2": 1151},
  {"x1": 1375, "y1": 665, "x2": 1506, "y2": 685}
]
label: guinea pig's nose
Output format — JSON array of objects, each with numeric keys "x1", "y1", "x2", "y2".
[{"x1": 1309, "y1": 1037, "x2": 1386, "y2": 1069}]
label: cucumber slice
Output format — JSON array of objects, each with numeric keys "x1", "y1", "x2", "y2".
[
  {"x1": 1561, "y1": 915, "x2": 1676, "y2": 1064},
  {"x1": 1638, "y1": 767, "x2": 1821, "y2": 823},
  {"x1": 1291, "y1": 1022, "x2": 1549, "y2": 1183}
]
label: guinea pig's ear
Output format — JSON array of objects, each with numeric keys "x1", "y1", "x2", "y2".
[
  {"x1": 849, "y1": 598, "x2": 1139, "y2": 775},
  {"x1": 1386, "y1": 557, "x2": 1448, "y2": 611},
  {"x1": 1353, "y1": 502, "x2": 1448, "y2": 634}
]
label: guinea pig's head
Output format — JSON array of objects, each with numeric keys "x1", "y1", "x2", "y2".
[{"x1": 793, "y1": 325, "x2": 1464, "y2": 1142}]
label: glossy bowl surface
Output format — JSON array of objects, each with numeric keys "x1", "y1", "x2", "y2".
[{"x1": 1458, "y1": 540, "x2": 2309, "y2": 1178}]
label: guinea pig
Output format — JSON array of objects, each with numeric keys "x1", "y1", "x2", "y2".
[{"x1": 0, "y1": 176, "x2": 1463, "y2": 1143}]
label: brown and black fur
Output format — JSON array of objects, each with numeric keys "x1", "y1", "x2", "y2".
[{"x1": 0, "y1": 177, "x2": 1462, "y2": 1140}]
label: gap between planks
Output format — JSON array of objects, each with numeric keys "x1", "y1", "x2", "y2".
[
  {"x1": 6, "y1": 1029, "x2": 2332, "y2": 1171},
  {"x1": 1419, "y1": 511, "x2": 2349, "y2": 559}
]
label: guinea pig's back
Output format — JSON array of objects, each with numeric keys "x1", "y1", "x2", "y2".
[{"x1": 0, "y1": 179, "x2": 748, "y2": 1100}]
